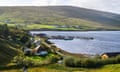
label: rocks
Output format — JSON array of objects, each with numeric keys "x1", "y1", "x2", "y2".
[
  {"x1": 49, "y1": 35, "x2": 74, "y2": 40},
  {"x1": 49, "y1": 35, "x2": 94, "y2": 40},
  {"x1": 76, "y1": 36, "x2": 94, "y2": 40}
]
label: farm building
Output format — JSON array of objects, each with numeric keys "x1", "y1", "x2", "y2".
[{"x1": 101, "y1": 52, "x2": 120, "y2": 59}]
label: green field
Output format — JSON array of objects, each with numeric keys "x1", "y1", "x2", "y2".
[
  {"x1": 5, "y1": 23, "x2": 119, "y2": 31},
  {"x1": 6, "y1": 24, "x2": 79, "y2": 30},
  {"x1": 1, "y1": 64, "x2": 120, "y2": 72}
]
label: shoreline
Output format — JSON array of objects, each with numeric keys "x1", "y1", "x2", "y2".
[
  {"x1": 27, "y1": 29, "x2": 120, "y2": 32},
  {"x1": 59, "y1": 49, "x2": 91, "y2": 57},
  {"x1": 42, "y1": 40, "x2": 90, "y2": 57}
]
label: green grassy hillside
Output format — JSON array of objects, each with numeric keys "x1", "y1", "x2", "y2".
[
  {"x1": 0, "y1": 38, "x2": 19, "y2": 65},
  {"x1": 1, "y1": 64, "x2": 120, "y2": 72},
  {"x1": 0, "y1": 24, "x2": 27, "y2": 66},
  {"x1": 0, "y1": 6, "x2": 120, "y2": 30}
]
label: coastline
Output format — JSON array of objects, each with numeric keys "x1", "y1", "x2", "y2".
[
  {"x1": 27, "y1": 29, "x2": 120, "y2": 32},
  {"x1": 29, "y1": 31, "x2": 120, "y2": 56}
]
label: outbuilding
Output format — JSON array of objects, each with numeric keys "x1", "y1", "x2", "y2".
[{"x1": 101, "y1": 52, "x2": 120, "y2": 59}]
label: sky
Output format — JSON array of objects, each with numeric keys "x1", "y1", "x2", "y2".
[{"x1": 0, "y1": 0, "x2": 119, "y2": 14}]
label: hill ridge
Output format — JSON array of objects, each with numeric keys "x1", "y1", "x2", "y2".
[{"x1": 0, "y1": 6, "x2": 120, "y2": 30}]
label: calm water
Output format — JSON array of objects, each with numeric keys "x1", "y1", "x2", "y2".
[{"x1": 30, "y1": 31, "x2": 120, "y2": 55}]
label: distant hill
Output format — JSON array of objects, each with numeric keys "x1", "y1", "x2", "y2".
[{"x1": 0, "y1": 6, "x2": 120, "y2": 30}]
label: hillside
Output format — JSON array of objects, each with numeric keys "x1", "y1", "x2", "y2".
[
  {"x1": 0, "y1": 6, "x2": 120, "y2": 30},
  {"x1": 0, "y1": 38, "x2": 19, "y2": 65},
  {"x1": 0, "y1": 24, "x2": 29, "y2": 66},
  {"x1": 2, "y1": 64, "x2": 120, "y2": 72}
]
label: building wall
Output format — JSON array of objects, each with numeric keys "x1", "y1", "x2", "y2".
[{"x1": 101, "y1": 54, "x2": 109, "y2": 60}]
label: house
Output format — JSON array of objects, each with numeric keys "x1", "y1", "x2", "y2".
[
  {"x1": 101, "y1": 52, "x2": 120, "y2": 59},
  {"x1": 23, "y1": 45, "x2": 48, "y2": 56},
  {"x1": 23, "y1": 47, "x2": 33, "y2": 55},
  {"x1": 33, "y1": 45, "x2": 48, "y2": 56},
  {"x1": 35, "y1": 51, "x2": 48, "y2": 56},
  {"x1": 33, "y1": 39, "x2": 41, "y2": 46},
  {"x1": 36, "y1": 33, "x2": 48, "y2": 38}
]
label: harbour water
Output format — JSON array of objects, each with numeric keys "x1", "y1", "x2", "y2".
[{"x1": 30, "y1": 31, "x2": 120, "y2": 55}]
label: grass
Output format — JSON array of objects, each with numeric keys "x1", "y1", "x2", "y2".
[
  {"x1": 0, "y1": 64, "x2": 83, "y2": 72},
  {"x1": 6, "y1": 23, "x2": 79, "y2": 30},
  {"x1": 26, "y1": 24, "x2": 56, "y2": 30},
  {"x1": 6, "y1": 23, "x2": 96, "y2": 31},
  {"x1": 7, "y1": 23, "x2": 120, "y2": 31},
  {"x1": 26, "y1": 53, "x2": 57, "y2": 63},
  {"x1": 1, "y1": 21, "x2": 120, "y2": 31},
  {"x1": 87, "y1": 64, "x2": 120, "y2": 72},
  {"x1": 1, "y1": 64, "x2": 120, "y2": 72},
  {"x1": 0, "y1": 38, "x2": 20, "y2": 65},
  {"x1": 7, "y1": 24, "x2": 16, "y2": 27}
]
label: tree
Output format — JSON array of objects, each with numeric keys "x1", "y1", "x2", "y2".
[{"x1": 0, "y1": 24, "x2": 10, "y2": 38}]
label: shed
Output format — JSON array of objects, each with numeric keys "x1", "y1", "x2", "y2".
[
  {"x1": 23, "y1": 48, "x2": 32, "y2": 55},
  {"x1": 36, "y1": 33, "x2": 48, "y2": 38},
  {"x1": 33, "y1": 45, "x2": 48, "y2": 56},
  {"x1": 35, "y1": 51, "x2": 48, "y2": 56}
]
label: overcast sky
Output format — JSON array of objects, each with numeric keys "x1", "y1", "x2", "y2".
[{"x1": 0, "y1": 0, "x2": 119, "y2": 14}]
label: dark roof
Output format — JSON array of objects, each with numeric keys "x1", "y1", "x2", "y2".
[
  {"x1": 102, "y1": 52, "x2": 120, "y2": 57},
  {"x1": 36, "y1": 33, "x2": 47, "y2": 37}
]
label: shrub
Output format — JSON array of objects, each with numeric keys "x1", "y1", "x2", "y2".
[
  {"x1": 64, "y1": 57, "x2": 75, "y2": 67},
  {"x1": 13, "y1": 54, "x2": 34, "y2": 67},
  {"x1": 49, "y1": 56, "x2": 59, "y2": 64},
  {"x1": 116, "y1": 55, "x2": 120, "y2": 63},
  {"x1": 75, "y1": 59, "x2": 82, "y2": 67},
  {"x1": 95, "y1": 59, "x2": 104, "y2": 67},
  {"x1": 82, "y1": 59, "x2": 97, "y2": 68},
  {"x1": 103, "y1": 58, "x2": 117, "y2": 65},
  {"x1": 64, "y1": 56, "x2": 120, "y2": 68},
  {"x1": 76, "y1": 58, "x2": 103, "y2": 68},
  {"x1": 64, "y1": 57, "x2": 118, "y2": 68},
  {"x1": 20, "y1": 35, "x2": 29, "y2": 44},
  {"x1": 64, "y1": 57, "x2": 102, "y2": 68}
]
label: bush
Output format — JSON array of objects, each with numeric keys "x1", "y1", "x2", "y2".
[
  {"x1": 64, "y1": 57, "x2": 76, "y2": 67},
  {"x1": 20, "y1": 35, "x2": 29, "y2": 44},
  {"x1": 102, "y1": 58, "x2": 117, "y2": 65},
  {"x1": 75, "y1": 58, "x2": 103, "y2": 68},
  {"x1": 82, "y1": 59, "x2": 97, "y2": 68},
  {"x1": 95, "y1": 59, "x2": 104, "y2": 67},
  {"x1": 75, "y1": 59, "x2": 82, "y2": 67},
  {"x1": 64, "y1": 56, "x2": 120, "y2": 68},
  {"x1": 116, "y1": 55, "x2": 120, "y2": 63},
  {"x1": 13, "y1": 54, "x2": 34, "y2": 67},
  {"x1": 49, "y1": 56, "x2": 60, "y2": 64}
]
